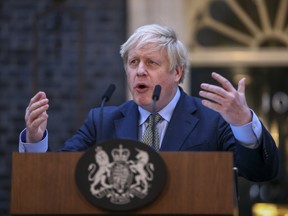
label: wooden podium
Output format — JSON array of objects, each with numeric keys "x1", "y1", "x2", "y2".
[{"x1": 10, "y1": 152, "x2": 236, "y2": 215}]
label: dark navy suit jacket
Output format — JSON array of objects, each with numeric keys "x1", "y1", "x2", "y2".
[{"x1": 62, "y1": 89, "x2": 279, "y2": 182}]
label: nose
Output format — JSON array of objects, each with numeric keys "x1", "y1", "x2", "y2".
[{"x1": 136, "y1": 61, "x2": 147, "y2": 76}]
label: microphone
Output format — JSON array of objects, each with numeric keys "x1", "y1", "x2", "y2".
[
  {"x1": 101, "y1": 84, "x2": 116, "y2": 104},
  {"x1": 152, "y1": 85, "x2": 161, "y2": 150},
  {"x1": 99, "y1": 84, "x2": 116, "y2": 142},
  {"x1": 152, "y1": 85, "x2": 161, "y2": 101}
]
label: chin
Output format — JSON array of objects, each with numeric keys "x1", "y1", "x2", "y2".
[{"x1": 136, "y1": 100, "x2": 151, "y2": 109}]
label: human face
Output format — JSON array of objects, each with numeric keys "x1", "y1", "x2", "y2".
[{"x1": 126, "y1": 43, "x2": 182, "y2": 112}]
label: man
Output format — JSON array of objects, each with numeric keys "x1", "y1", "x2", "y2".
[{"x1": 19, "y1": 24, "x2": 279, "y2": 182}]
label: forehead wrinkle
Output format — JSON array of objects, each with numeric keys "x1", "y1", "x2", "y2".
[{"x1": 128, "y1": 43, "x2": 168, "y2": 61}]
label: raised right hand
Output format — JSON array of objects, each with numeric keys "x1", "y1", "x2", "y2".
[{"x1": 25, "y1": 91, "x2": 49, "y2": 143}]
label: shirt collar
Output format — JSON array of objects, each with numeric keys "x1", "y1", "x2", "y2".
[{"x1": 138, "y1": 87, "x2": 181, "y2": 125}]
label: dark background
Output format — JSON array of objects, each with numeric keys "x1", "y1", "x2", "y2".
[{"x1": 0, "y1": 0, "x2": 126, "y2": 214}]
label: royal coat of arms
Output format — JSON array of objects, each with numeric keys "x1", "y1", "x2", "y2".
[
  {"x1": 88, "y1": 145, "x2": 155, "y2": 204},
  {"x1": 75, "y1": 139, "x2": 167, "y2": 211}
]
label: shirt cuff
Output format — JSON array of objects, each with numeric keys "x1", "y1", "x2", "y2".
[
  {"x1": 230, "y1": 110, "x2": 262, "y2": 149},
  {"x1": 19, "y1": 129, "x2": 48, "y2": 152}
]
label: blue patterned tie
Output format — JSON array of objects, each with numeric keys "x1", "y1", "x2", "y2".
[{"x1": 141, "y1": 113, "x2": 162, "y2": 151}]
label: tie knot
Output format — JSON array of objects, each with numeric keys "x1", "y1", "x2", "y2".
[{"x1": 147, "y1": 113, "x2": 162, "y2": 125}]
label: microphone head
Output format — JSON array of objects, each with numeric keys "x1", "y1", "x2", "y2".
[
  {"x1": 102, "y1": 84, "x2": 116, "y2": 102},
  {"x1": 152, "y1": 85, "x2": 161, "y2": 101}
]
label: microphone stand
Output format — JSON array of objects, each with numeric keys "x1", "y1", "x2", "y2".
[
  {"x1": 99, "y1": 84, "x2": 116, "y2": 142},
  {"x1": 152, "y1": 85, "x2": 161, "y2": 150}
]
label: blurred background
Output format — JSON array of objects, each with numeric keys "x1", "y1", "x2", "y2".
[{"x1": 0, "y1": 0, "x2": 287, "y2": 215}]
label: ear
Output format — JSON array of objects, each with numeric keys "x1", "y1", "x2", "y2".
[{"x1": 174, "y1": 65, "x2": 183, "y2": 83}]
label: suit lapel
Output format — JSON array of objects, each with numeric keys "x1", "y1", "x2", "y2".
[
  {"x1": 114, "y1": 102, "x2": 139, "y2": 140},
  {"x1": 161, "y1": 91, "x2": 199, "y2": 151},
  {"x1": 113, "y1": 91, "x2": 199, "y2": 150}
]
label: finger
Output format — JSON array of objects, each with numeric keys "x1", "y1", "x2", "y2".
[
  {"x1": 237, "y1": 77, "x2": 246, "y2": 94},
  {"x1": 26, "y1": 104, "x2": 49, "y2": 124},
  {"x1": 200, "y1": 83, "x2": 228, "y2": 98},
  {"x1": 29, "y1": 112, "x2": 48, "y2": 129},
  {"x1": 28, "y1": 91, "x2": 47, "y2": 108},
  {"x1": 211, "y1": 72, "x2": 234, "y2": 91},
  {"x1": 201, "y1": 99, "x2": 222, "y2": 112},
  {"x1": 199, "y1": 90, "x2": 224, "y2": 105},
  {"x1": 29, "y1": 98, "x2": 49, "y2": 112},
  {"x1": 29, "y1": 104, "x2": 49, "y2": 119},
  {"x1": 25, "y1": 99, "x2": 49, "y2": 123}
]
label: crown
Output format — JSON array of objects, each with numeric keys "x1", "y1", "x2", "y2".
[{"x1": 111, "y1": 144, "x2": 130, "y2": 162}]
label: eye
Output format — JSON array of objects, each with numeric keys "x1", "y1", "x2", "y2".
[
  {"x1": 129, "y1": 59, "x2": 139, "y2": 66},
  {"x1": 147, "y1": 60, "x2": 157, "y2": 65}
]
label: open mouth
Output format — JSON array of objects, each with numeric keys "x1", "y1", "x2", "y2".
[{"x1": 136, "y1": 83, "x2": 149, "y2": 92}]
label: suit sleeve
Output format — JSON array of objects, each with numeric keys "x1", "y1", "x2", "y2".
[
  {"x1": 234, "y1": 124, "x2": 280, "y2": 182},
  {"x1": 60, "y1": 109, "x2": 98, "y2": 151}
]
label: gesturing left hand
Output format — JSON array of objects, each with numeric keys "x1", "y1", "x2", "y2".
[{"x1": 199, "y1": 72, "x2": 252, "y2": 126}]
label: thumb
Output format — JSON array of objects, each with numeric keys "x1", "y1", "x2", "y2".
[{"x1": 237, "y1": 77, "x2": 246, "y2": 94}]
